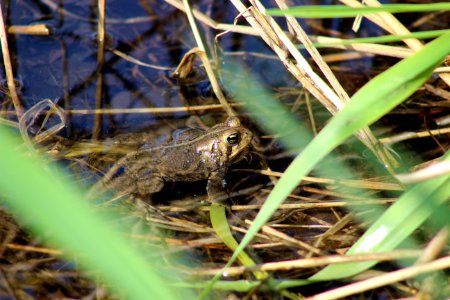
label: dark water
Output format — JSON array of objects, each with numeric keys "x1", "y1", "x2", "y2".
[
  {"x1": 2, "y1": 0, "x2": 411, "y2": 138},
  {"x1": 2, "y1": 1, "x2": 299, "y2": 137}
]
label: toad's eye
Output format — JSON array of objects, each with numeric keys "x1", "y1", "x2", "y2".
[{"x1": 226, "y1": 132, "x2": 240, "y2": 145}]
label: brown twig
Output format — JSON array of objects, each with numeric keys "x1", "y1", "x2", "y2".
[
  {"x1": 7, "y1": 24, "x2": 51, "y2": 36},
  {"x1": 92, "y1": 0, "x2": 106, "y2": 140},
  {"x1": 69, "y1": 103, "x2": 241, "y2": 115}
]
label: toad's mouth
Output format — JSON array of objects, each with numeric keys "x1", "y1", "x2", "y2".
[
  {"x1": 231, "y1": 146, "x2": 250, "y2": 163},
  {"x1": 229, "y1": 131, "x2": 252, "y2": 163}
]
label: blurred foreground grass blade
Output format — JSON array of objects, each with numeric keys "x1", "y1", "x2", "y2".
[
  {"x1": 0, "y1": 129, "x2": 182, "y2": 300},
  {"x1": 267, "y1": 3, "x2": 450, "y2": 18},
  {"x1": 211, "y1": 31, "x2": 450, "y2": 290}
]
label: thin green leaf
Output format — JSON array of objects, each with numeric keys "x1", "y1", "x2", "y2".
[
  {"x1": 210, "y1": 203, "x2": 267, "y2": 279},
  {"x1": 267, "y1": 3, "x2": 450, "y2": 18}
]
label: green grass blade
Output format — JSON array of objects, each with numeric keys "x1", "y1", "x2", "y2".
[
  {"x1": 267, "y1": 3, "x2": 450, "y2": 18},
  {"x1": 219, "y1": 31, "x2": 450, "y2": 286},
  {"x1": 310, "y1": 157, "x2": 450, "y2": 280},
  {"x1": 0, "y1": 129, "x2": 182, "y2": 300}
]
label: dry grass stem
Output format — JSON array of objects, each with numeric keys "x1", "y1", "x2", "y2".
[
  {"x1": 423, "y1": 84, "x2": 450, "y2": 100},
  {"x1": 414, "y1": 227, "x2": 449, "y2": 265},
  {"x1": 307, "y1": 255, "x2": 450, "y2": 300},
  {"x1": 253, "y1": 222, "x2": 323, "y2": 255},
  {"x1": 312, "y1": 36, "x2": 415, "y2": 58},
  {"x1": 230, "y1": 199, "x2": 396, "y2": 212},
  {"x1": 313, "y1": 213, "x2": 354, "y2": 250},
  {"x1": 165, "y1": 0, "x2": 259, "y2": 36},
  {"x1": 64, "y1": 103, "x2": 241, "y2": 115},
  {"x1": 92, "y1": 0, "x2": 106, "y2": 139},
  {"x1": 250, "y1": 169, "x2": 402, "y2": 191},
  {"x1": 436, "y1": 115, "x2": 450, "y2": 126},
  {"x1": 380, "y1": 127, "x2": 450, "y2": 145},
  {"x1": 130, "y1": 234, "x2": 222, "y2": 247},
  {"x1": 0, "y1": 117, "x2": 18, "y2": 128},
  {"x1": 193, "y1": 250, "x2": 421, "y2": 276},
  {"x1": 2, "y1": 104, "x2": 240, "y2": 116},
  {"x1": 302, "y1": 186, "x2": 377, "y2": 201},
  {"x1": 6, "y1": 243, "x2": 63, "y2": 255},
  {"x1": 156, "y1": 198, "x2": 396, "y2": 213},
  {"x1": 110, "y1": 48, "x2": 172, "y2": 70},
  {"x1": 435, "y1": 66, "x2": 450, "y2": 73},
  {"x1": 144, "y1": 216, "x2": 213, "y2": 233},
  {"x1": 0, "y1": 5, "x2": 23, "y2": 117},
  {"x1": 180, "y1": 0, "x2": 235, "y2": 116},
  {"x1": 182, "y1": 0, "x2": 206, "y2": 51},
  {"x1": 304, "y1": 92, "x2": 318, "y2": 135},
  {"x1": 228, "y1": 225, "x2": 272, "y2": 242},
  {"x1": 322, "y1": 51, "x2": 374, "y2": 63},
  {"x1": 395, "y1": 160, "x2": 450, "y2": 184}
]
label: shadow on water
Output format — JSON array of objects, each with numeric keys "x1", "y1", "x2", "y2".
[{"x1": 3, "y1": 1, "x2": 298, "y2": 135}]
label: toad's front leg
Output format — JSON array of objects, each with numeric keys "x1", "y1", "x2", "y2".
[{"x1": 206, "y1": 169, "x2": 228, "y2": 202}]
